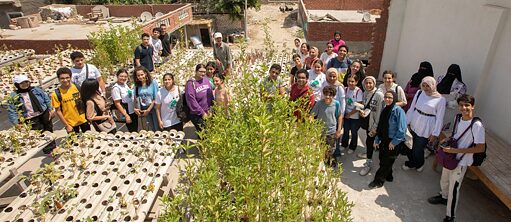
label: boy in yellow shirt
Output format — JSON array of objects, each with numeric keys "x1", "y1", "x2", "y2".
[{"x1": 51, "y1": 68, "x2": 90, "y2": 133}]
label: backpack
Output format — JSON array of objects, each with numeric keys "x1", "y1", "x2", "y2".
[
  {"x1": 175, "y1": 80, "x2": 196, "y2": 123},
  {"x1": 55, "y1": 84, "x2": 85, "y2": 114},
  {"x1": 444, "y1": 114, "x2": 487, "y2": 167},
  {"x1": 469, "y1": 116, "x2": 487, "y2": 166}
]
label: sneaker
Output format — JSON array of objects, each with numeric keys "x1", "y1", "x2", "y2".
[
  {"x1": 443, "y1": 216, "x2": 455, "y2": 222},
  {"x1": 416, "y1": 166, "x2": 424, "y2": 172},
  {"x1": 424, "y1": 149, "x2": 431, "y2": 158},
  {"x1": 401, "y1": 164, "x2": 412, "y2": 171},
  {"x1": 347, "y1": 149, "x2": 354, "y2": 154},
  {"x1": 428, "y1": 194, "x2": 448, "y2": 205},
  {"x1": 359, "y1": 165, "x2": 371, "y2": 176},
  {"x1": 358, "y1": 160, "x2": 372, "y2": 176},
  {"x1": 357, "y1": 153, "x2": 367, "y2": 159},
  {"x1": 386, "y1": 175, "x2": 394, "y2": 182},
  {"x1": 368, "y1": 181, "x2": 383, "y2": 189}
]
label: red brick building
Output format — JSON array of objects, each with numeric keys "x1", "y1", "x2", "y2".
[{"x1": 298, "y1": 0, "x2": 390, "y2": 77}]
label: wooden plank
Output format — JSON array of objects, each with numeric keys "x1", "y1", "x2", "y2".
[
  {"x1": 469, "y1": 129, "x2": 511, "y2": 209},
  {"x1": 469, "y1": 166, "x2": 511, "y2": 209}
]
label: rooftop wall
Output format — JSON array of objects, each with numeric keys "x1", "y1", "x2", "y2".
[
  {"x1": 380, "y1": 0, "x2": 511, "y2": 144},
  {"x1": 302, "y1": 0, "x2": 384, "y2": 10},
  {"x1": 75, "y1": 4, "x2": 186, "y2": 18}
]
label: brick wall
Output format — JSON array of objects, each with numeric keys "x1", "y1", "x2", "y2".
[
  {"x1": 366, "y1": 0, "x2": 390, "y2": 78},
  {"x1": 0, "y1": 39, "x2": 91, "y2": 54},
  {"x1": 75, "y1": 4, "x2": 187, "y2": 18},
  {"x1": 306, "y1": 22, "x2": 374, "y2": 42},
  {"x1": 197, "y1": 14, "x2": 243, "y2": 34},
  {"x1": 142, "y1": 6, "x2": 193, "y2": 34},
  {"x1": 303, "y1": 0, "x2": 384, "y2": 10}
]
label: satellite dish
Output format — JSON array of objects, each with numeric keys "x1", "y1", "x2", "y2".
[
  {"x1": 362, "y1": 12, "x2": 371, "y2": 22},
  {"x1": 140, "y1": 11, "x2": 153, "y2": 22},
  {"x1": 155, "y1": 12, "x2": 164, "y2": 18}
]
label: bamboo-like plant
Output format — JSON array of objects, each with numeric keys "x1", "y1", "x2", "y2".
[{"x1": 158, "y1": 35, "x2": 353, "y2": 221}]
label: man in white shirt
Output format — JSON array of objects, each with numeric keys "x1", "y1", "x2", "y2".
[
  {"x1": 70, "y1": 51, "x2": 106, "y2": 94},
  {"x1": 150, "y1": 27, "x2": 163, "y2": 64},
  {"x1": 427, "y1": 94, "x2": 486, "y2": 222}
]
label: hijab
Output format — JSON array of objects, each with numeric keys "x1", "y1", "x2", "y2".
[
  {"x1": 14, "y1": 83, "x2": 43, "y2": 113},
  {"x1": 421, "y1": 76, "x2": 442, "y2": 98},
  {"x1": 377, "y1": 91, "x2": 397, "y2": 140},
  {"x1": 437, "y1": 64, "x2": 462, "y2": 94},
  {"x1": 410, "y1": 61, "x2": 434, "y2": 87},
  {"x1": 362, "y1": 76, "x2": 377, "y2": 92}
]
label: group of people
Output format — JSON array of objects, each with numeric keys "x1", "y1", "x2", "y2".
[
  {"x1": 6, "y1": 29, "x2": 485, "y2": 222},
  {"x1": 286, "y1": 32, "x2": 484, "y2": 222},
  {"x1": 7, "y1": 49, "x2": 231, "y2": 136}
]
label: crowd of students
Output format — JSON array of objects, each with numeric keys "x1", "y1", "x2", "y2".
[
  {"x1": 6, "y1": 30, "x2": 485, "y2": 222},
  {"x1": 287, "y1": 32, "x2": 485, "y2": 222}
]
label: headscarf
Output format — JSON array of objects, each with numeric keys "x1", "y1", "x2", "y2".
[
  {"x1": 410, "y1": 61, "x2": 434, "y2": 87},
  {"x1": 377, "y1": 91, "x2": 397, "y2": 140},
  {"x1": 437, "y1": 64, "x2": 462, "y2": 94},
  {"x1": 421, "y1": 76, "x2": 442, "y2": 98},
  {"x1": 14, "y1": 83, "x2": 43, "y2": 113},
  {"x1": 362, "y1": 76, "x2": 376, "y2": 92}
]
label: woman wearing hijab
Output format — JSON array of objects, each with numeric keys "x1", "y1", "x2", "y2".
[
  {"x1": 403, "y1": 61, "x2": 434, "y2": 111},
  {"x1": 7, "y1": 75, "x2": 54, "y2": 132},
  {"x1": 404, "y1": 76, "x2": 446, "y2": 172},
  {"x1": 437, "y1": 64, "x2": 467, "y2": 132},
  {"x1": 369, "y1": 91, "x2": 406, "y2": 188}
]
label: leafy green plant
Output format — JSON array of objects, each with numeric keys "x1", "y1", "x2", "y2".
[
  {"x1": 87, "y1": 21, "x2": 141, "y2": 76},
  {"x1": 158, "y1": 40, "x2": 353, "y2": 221}
]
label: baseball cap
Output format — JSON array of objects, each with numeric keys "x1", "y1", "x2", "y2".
[
  {"x1": 213, "y1": 32, "x2": 222, "y2": 39},
  {"x1": 13, "y1": 75, "x2": 30, "y2": 84}
]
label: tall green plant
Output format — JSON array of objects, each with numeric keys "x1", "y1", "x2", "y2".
[
  {"x1": 87, "y1": 21, "x2": 141, "y2": 76},
  {"x1": 158, "y1": 54, "x2": 352, "y2": 221}
]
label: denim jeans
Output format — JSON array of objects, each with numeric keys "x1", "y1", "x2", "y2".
[
  {"x1": 341, "y1": 118, "x2": 361, "y2": 150},
  {"x1": 405, "y1": 130, "x2": 429, "y2": 168},
  {"x1": 190, "y1": 114, "x2": 205, "y2": 138}
]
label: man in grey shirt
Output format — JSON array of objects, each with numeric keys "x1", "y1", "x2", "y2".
[{"x1": 213, "y1": 32, "x2": 232, "y2": 76}]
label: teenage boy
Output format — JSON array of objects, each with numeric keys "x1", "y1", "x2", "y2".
[
  {"x1": 213, "y1": 32, "x2": 232, "y2": 76},
  {"x1": 159, "y1": 24, "x2": 172, "y2": 57},
  {"x1": 261, "y1": 64, "x2": 285, "y2": 97},
  {"x1": 427, "y1": 94, "x2": 486, "y2": 222},
  {"x1": 311, "y1": 86, "x2": 343, "y2": 167},
  {"x1": 51, "y1": 67, "x2": 90, "y2": 133},
  {"x1": 135, "y1": 33, "x2": 154, "y2": 72},
  {"x1": 70, "y1": 51, "x2": 106, "y2": 94},
  {"x1": 150, "y1": 27, "x2": 163, "y2": 64},
  {"x1": 326, "y1": 45, "x2": 351, "y2": 75}
]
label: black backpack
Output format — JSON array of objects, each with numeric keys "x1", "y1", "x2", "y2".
[
  {"x1": 470, "y1": 116, "x2": 487, "y2": 166},
  {"x1": 175, "y1": 80, "x2": 195, "y2": 123},
  {"x1": 55, "y1": 84, "x2": 85, "y2": 114},
  {"x1": 451, "y1": 114, "x2": 487, "y2": 166}
]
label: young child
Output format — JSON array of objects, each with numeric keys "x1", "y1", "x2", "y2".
[
  {"x1": 427, "y1": 94, "x2": 486, "y2": 222},
  {"x1": 341, "y1": 74, "x2": 364, "y2": 154},
  {"x1": 311, "y1": 86, "x2": 343, "y2": 167},
  {"x1": 308, "y1": 60, "x2": 326, "y2": 102},
  {"x1": 213, "y1": 74, "x2": 230, "y2": 115}
]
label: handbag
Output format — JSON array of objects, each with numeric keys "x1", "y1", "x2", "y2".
[
  {"x1": 90, "y1": 98, "x2": 117, "y2": 133},
  {"x1": 360, "y1": 90, "x2": 375, "y2": 130},
  {"x1": 404, "y1": 128, "x2": 413, "y2": 149},
  {"x1": 435, "y1": 114, "x2": 470, "y2": 170}
]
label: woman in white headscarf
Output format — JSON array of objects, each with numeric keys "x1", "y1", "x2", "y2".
[{"x1": 403, "y1": 76, "x2": 446, "y2": 172}]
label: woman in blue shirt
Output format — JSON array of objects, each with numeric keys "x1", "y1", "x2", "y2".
[
  {"x1": 133, "y1": 67, "x2": 159, "y2": 131},
  {"x1": 369, "y1": 91, "x2": 407, "y2": 189}
]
